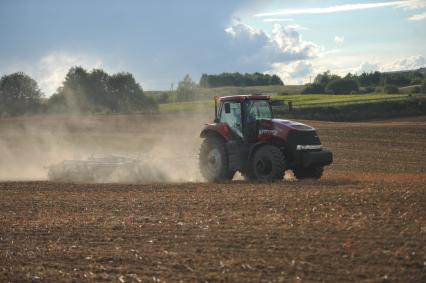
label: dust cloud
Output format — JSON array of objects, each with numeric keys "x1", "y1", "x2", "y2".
[{"x1": 0, "y1": 111, "x2": 213, "y2": 183}]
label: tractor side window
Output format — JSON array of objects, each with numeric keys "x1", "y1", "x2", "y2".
[{"x1": 220, "y1": 102, "x2": 242, "y2": 137}]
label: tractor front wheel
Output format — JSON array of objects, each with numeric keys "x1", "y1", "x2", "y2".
[
  {"x1": 199, "y1": 137, "x2": 234, "y2": 182},
  {"x1": 250, "y1": 145, "x2": 285, "y2": 182}
]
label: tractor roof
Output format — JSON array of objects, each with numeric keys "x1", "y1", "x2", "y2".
[{"x1": 219, "y1": 95, "x2": 270, "y2": 102}]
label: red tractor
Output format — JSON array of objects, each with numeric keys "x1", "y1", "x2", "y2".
[{"x1": 199, "y1": 95, "x2": 332, "y2": 182}]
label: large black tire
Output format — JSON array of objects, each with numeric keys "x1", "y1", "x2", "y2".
[
  {"x1": 293, "y1": 166, "x2": 324, "y2": 180},
  {"x1": 199, "y1": 137, "x2": 235, "y2": 182},
  {"x1": 250, "y1": 145, "x2": 286, "y2": 182}
]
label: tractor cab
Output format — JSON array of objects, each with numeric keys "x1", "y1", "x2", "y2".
[
  {"x1": 199, "y1": 95, "x2": 332, "y2": 182},
  {"x1": 216, "y1": 95, "x2": 273, "y2": 141}
]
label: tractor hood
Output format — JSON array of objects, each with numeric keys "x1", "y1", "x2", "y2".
[
  {"x1": 258, "y1": 119, "x2": 315, "y2": 133},
  {"x1": 271, "y1": 119, "x2": 315, "y2": 131},
  {"x1": 257, "y1": 119, "x2": 317, "y2": 141}
]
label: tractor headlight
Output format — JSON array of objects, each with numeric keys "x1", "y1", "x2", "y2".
[{"x1": 296, "y1": 145, "x2": 322, "y2": 150}]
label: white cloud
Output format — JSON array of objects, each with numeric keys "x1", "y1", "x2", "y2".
[
  {"x1": 272, "y1": 55, "x2": 426, "y2": 85},
  {"x1": 334, "y1": 36, "x2": 345, "y2": 43},
  {"x1": 254, "y1": 2, "x2": 400, "y2": 17},
  {"x1": 286, "y1": 24, "x2": 308, "y2": 30},
  {"x1": 408, "y1": 11, "x2": 426, "y2": 20},
  {"x1": 270, "y1": 60, "x2": 314, "y2": 84},
  {"x1": 224, "y1": 23, "x2": 319, "y2": 69},
  {"x1": 399, "y1": 0, "x2": 426, "y2": 9},
  {"x1": 225, "y1": 23, "x2": 268, "y2": 41},
  {"x1": 224, "y1": 23, "x2": 271, "y2": 59},
  {"x1": 270, "y1": 24, "x2": 318, "y2": 57},
  {"x1": 262, "y1": 18, "x2": 294, "y2": 22},
  {"x1": 358, "y1": 62, "x2": 380, "y2": 73},
  {"x1": 254, "y1": 0, "x2": 426, "y2": 17},
  {"x1": 320, "y1": 49, "x2": 342, "y2": 56},
  {"x1": 354, "y1": 55, "x2": 426, "y2": 74},
  {"x1": 381, "y1": 55, "x2": 426, "y2": 71}
]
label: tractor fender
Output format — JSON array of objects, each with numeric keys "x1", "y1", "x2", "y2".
[{"x1": 200, "y1": 123, "x2": 233, "y2": 141}]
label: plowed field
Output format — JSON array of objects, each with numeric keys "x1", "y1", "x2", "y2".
[{"x1": 0, "y1": 115, "x2": 425, "y2": 282}]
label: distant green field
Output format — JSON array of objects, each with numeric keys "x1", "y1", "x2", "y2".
[
  {"x1": 158, "y1": 93, "x2": 412, "y2": 113},
  {"x1": 192, "y1": 85, "x2": 305, "y2": 97},
  {"x1": 159, "y1": 100, "x2": 214, "y2": 112},
  {"x1": 273, "y1": 93, "x2": 409, "y2": 108},
  {"x1": 146, "y1": 84, "x2": 304, "y2": 101}
]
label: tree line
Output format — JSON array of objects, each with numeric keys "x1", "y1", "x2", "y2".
[
  {"x1": 2, "y1": 67, "x2": 425, "y2": 117},
  {"x1": 199, "y1": 72, "x2": 283, "y2": 88},
  {"x1": 153, "y1": 72, "x2": 285, "y2": 102},
  {"x1": 0, "y1": 67, "x2": 157, "y2": 117},
  {"x1": 303, "y1": 70, "x2": 426, "y2": 95},
  {"x1": 0, "y1": 70, "x2": 286, "y2": 115}
]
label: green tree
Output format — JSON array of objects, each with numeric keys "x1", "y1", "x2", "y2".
[
  {"x1": 87, "y1": 69, "x2": 110, "y2": 111},
  {"x1": 302, "y1": 83, "x2": 325, "y2": 94},
  {"x1": 46, "y1": 91, "x2": 68, "y2": 113},
  {"x1": 383, "y1": 84, "x2": 399, "y2": 94},
  {"x1": 59, "y1": 66, "x2": 91, "y2": 111},
  {"x1": 411, "y1": 86, "x2": 421, "y2": 94},
  {"x1": 270, "y1": 74, "x2": 284, "y2": 85},
  {"x1": 314, "y1": 71, "x2": 341, "y2": 87},
  {"x1": 51, "y1": 67, "x2": 157, "y2": 113},
  {"x1": 0, "y1": 72, "x2": 43, "y2": 116},
  {"x1": 198, "y1": 72, "x2": 283, "y2": 88},
  {"x1": 410, "y1": 71, "x2": 424, "y2": 85},
  {"x1": 176, "y1": 74, "x2": 196, "y2": 101},
  {"x1": 326, "y1": 79, "x2": 359, "y2": 94},
  {"x1": 107, "y1": 72, "x2": 156, "y2": 112},
  {"x1": 156, "y1": 92, "x2": 170, "y2": 103},
  {"x1": 357, "y1": 71, "x2": 381, "y2": 87},
  {"x1": 199, "y1": 74, "x2": 209, "y2": 87},
  {"x1": 383, "y1": 73, "x2": 411, "y2": 87}
]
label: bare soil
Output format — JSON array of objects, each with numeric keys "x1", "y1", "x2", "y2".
[{"x1": 0, "y1": 115, "x2": 425, "y2": 282}]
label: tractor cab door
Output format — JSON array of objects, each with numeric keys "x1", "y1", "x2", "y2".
[
  {"x1": 219, "y1": 101, "x2": 243, "y2": 139},
  {"x1": 219, "y1": 102, "x2": 246, "y2": 171},
  {"x1": 242, "y1": 100, "x2": 274, "y2": 143}
]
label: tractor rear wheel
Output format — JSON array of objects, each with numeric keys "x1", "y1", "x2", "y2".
[
  {"x1": 292, "y1": 166, "x2": 323, "y2": 180},
  {"x1": 250, "y1": 145, "x2": 285, "y2": 182},
  {"x1": 199, "y1": 137, "x2": 234, "y2": 182}
]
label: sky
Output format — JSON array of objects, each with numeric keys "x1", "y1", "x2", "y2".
[{"x1": 0, "y1": 0, "x2": 425, "y2": 95}]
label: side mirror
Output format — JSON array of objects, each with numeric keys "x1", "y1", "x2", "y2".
[
  {"x1": 270, "y1": 100, "x2": 284, "y2": 107},
  {"x1": 224, "y1": 103, "x2": 231, "y2": 114}
]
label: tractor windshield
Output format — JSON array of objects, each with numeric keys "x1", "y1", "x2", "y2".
[{"x1": 246, "y1": 100, "x2": 273, "y2": 120}]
